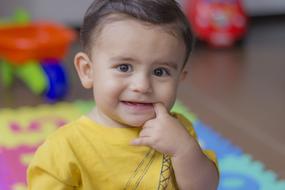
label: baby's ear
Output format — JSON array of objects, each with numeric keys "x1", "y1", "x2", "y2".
[{"x1": 74, "y1": 52, "x2": 93, "y2": 89}]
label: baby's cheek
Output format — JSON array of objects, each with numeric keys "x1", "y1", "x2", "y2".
[
  {"x1": 156, "y1": 87, "x2": 177, "y2": 109},
  {"x1": 94, "y1": 78, "x2": 123, "y2": 99}
]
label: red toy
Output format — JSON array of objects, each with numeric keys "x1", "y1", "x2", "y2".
[{"x1": 185, "y1": 0, "x2": 248, "y2": 47}]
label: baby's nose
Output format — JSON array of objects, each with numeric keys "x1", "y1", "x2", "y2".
[{"x1": 130, "y1": 75, "x2": 152, "y2": 94}]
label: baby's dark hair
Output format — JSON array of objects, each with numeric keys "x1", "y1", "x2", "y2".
[{"x1": 80, "y1": 0, "x2": 194, "y2": 64}]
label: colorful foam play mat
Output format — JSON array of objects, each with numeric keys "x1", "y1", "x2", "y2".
[{"x1": 0, "y1": 101, "x2": 285, "y2": 190}]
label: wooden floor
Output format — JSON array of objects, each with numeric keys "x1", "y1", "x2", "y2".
[{"x1": 1, "y1": 17, "x2": 284, "y2": 179}]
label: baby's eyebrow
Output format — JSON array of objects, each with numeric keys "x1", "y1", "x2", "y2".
[
  {"x1": 110, "y1": 56, "x2": 178, "y2": 70},
  {"x1": 156, "y1": 61, "x2": 178, "y2": 70},
  {"x1": 110, "y1": 56, "x2": 136, "y2": 62}
]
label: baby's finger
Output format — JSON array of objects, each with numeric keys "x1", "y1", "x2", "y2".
[
  {"x1": 139, "y1": 128, "x2": 152, "y2": 138},
  {"x1": 153, "y1": 102, "x2": 168, "y2": 117},
  {"x1": 131, "y1": 137, "x2": 152, "y2": 146}
]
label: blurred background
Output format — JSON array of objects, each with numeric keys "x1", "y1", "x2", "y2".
[{"x1": 0, "y1": 0, "x2": 284, "y2": 186}]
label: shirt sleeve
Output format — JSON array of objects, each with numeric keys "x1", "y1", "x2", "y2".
[
  {"x1": 27, "y1": 167, "x2": 74, "y2": 190},
  {"x1": 27, "y1": 136, "x2": 81, "y2": 190},
  {"x1": 171, "y1": 112, "x2": 219, "y2": 169}
]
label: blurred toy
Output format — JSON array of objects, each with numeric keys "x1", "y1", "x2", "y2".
[
  {"x1": 0, "y1": 8, "x2": 30, "y2": 26},
  {"x1": 0, "y1": 10, "x2": 75, "y2": 101},
  {"x1": 185, "y1": 0, "x2": 248, "y2": 47}
]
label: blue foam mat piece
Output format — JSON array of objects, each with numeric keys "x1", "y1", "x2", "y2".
[
  {"x1": 192, "y1": 121, "x2": 285, "y2": 190},
  {"x1": 193, "y1": 120, "x2": 242, "y2": 159}
]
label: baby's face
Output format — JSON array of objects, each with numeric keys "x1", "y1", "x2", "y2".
[{"x1": 84, "y1": 18, "x2": 187, "y2": 128}]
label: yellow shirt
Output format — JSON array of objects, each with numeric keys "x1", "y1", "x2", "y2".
[{"x1": 27, "y1": 113, "x2": 217, "y2": 190}]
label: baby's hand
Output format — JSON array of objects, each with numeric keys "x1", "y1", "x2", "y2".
[{"x1": 131, "y1": 103, "x2": 193, "y2": 156}]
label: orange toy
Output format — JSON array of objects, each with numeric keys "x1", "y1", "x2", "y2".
[{"x1": 0, "y1": 22, "x2": 75, "y2": 64}]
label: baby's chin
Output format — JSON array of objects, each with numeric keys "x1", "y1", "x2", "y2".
[
  {"x1": 120, "y1": 120, "x2": 148, "y2": 128},
  {"x1": 119, "y1": 115, "x2": 155, "y2": 128}
]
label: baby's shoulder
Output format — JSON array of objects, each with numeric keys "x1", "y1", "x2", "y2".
[
  {"x1": 171, "y1": 112, "x2": 192, "y2": 126},
  {"x1": 45, "y1": 117, "x2": 83, "y2": 143},
  {"x1": 171, "y1": 112, "x2": 197, "y2": 138}
]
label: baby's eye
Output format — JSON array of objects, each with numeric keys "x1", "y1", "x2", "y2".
[
  {"x1": 153, "y1": 68, "x2": 170, "y2": 77},
  {"x1": 116, "y1": 64, "x2": 132, "y2": 72}
]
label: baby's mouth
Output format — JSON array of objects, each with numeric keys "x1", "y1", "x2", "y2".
[{"x1": 121, "y1": 101, "x2": 153, "y2": 107}]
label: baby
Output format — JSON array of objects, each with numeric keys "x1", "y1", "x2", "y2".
[{"x1": 27, "y1": 0, "x2": 219, "y2": 189}]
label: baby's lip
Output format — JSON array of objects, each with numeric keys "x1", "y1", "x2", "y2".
[{"x1": 121, "y1": 101, "x2": 153, "y2": 105}]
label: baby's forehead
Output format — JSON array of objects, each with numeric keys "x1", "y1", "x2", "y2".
[
  {"x1": 89, "y1": 13, "x2": 183, "y2": 46},
  {"x1": 86, "y1": 14, "x2": 187, "y2": 67}
]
